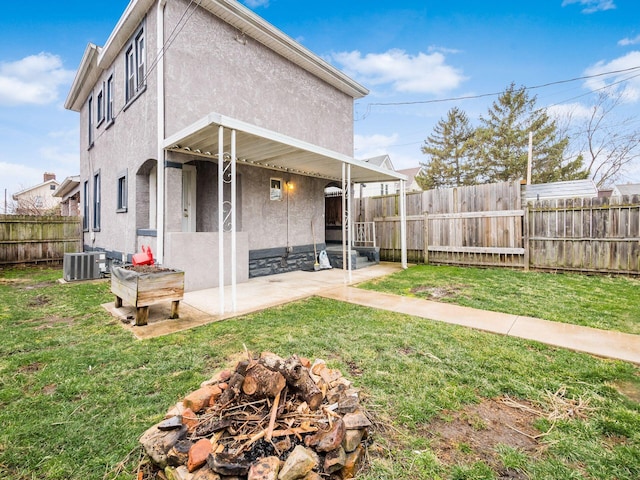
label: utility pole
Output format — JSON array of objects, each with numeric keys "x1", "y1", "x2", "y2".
[{"x1": 526, "y1": 131, "x2": 533, "y2": 185}]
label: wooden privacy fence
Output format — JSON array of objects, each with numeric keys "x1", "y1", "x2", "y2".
[
  {"x1": 360, "y1": 181, "x2": 640, "y2": 275},
  {"x1": 360, "y1": 181, "x2": 525, "y2": 267},
  {"x1": 0, "y1": 215, "x2": 82, "y2": 265},
  {"x1": 528, "y1": 196, "x2": 640, "y2": 274}
]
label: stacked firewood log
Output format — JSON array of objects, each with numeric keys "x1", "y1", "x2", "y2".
[{"x1": 140, "y1": 352, "x2": 371, "y2": 480}]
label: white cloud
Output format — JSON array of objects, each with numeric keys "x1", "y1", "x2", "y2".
[
  {"x1": 584, "y1": 51, "x2": 640, "y2": 102},
  {"x1": 0, "y1": 161, "x2": 47, "y2": 197},
  {"x1": 0, "y1": 53, "x2": 75, "y2": 106},
  {"x1": 332, "y1": 49, "x2": 466, "y2": 94},
  {"x1": 546, "y1": 102, "x2": 593, "y2": 121},
  {"x1": 354, "y1": 133, "x2": 399, "y2": 159},
  {"x1": 242, "y1": 0, "x2": 269, "y2": 7},
  {"x1": 428, "y1": 45, "x2": 463, "y2": 55},
  {"x1": 562, "y1": 0, "x2": 616, "y2": 14},
  {"x1": 618, "y1": 34, "x2": 640, "y2": 46},
  {"x1": 39, "y1": 128, "x2": 79, "y2": 168}
]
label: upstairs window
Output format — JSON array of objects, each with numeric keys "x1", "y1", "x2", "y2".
[
  {"x1": 96, "y1": 86, "x2": 105, "y2": 125},
  {"x1": 88, "y1": 95, "x2": 94, "y2": 147},
  {"x1": 136, "y1": 31, "x2": 145, "y2": 88},
  {"x1": 106, "y1": 74, "x2": 114, "y2": 124},
  {"x1": 125, "y1": 24, "x2": 146, "y2": 103}
]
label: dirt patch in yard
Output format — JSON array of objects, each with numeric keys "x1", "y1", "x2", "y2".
[
  {"x1": 422, "y1": 397, "x2": 541, "y2": 477},
  {"x1": 17, "y1": 362, "x2": 45, "y2": 374},
  {"x1": 410, "y1": 284, "x2": 468, "y2": 300},
  {"x1": 611, "y1": 379, "x2": 640, "y2": 403},
  {"x1": 27, "y1": 294, "x2": 51, "y2": 307},
  {"x1": 33, "y1": 315, "x2": 75, "y2": 330}
]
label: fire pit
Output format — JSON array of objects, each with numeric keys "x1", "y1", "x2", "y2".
[
  {"x1": 139, "y1": 352, "x2": 371, "y2": 479},
  {"x1": 111, "y1": 265, "x2": 185, "y2": 326}
]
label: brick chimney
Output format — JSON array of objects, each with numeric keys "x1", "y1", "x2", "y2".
[{"x1": 43, "y1": 172, "x2": 56, "y2": 182}]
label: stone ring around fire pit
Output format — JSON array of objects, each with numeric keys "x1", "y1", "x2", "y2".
[{"x1": 139, "y1": 352, "x2": 372, "y2": 480}]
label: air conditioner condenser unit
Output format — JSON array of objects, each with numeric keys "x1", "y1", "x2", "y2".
[{"x1": 63, "y1": 252, "x2": 106, "y2": 281}]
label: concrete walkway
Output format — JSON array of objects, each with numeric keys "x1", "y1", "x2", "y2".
[
  {"x1": 106, "y1": 263, "x2": 640, "y2": 365},
  {"x1": 318, "y1": 286, "x2": 640, "y2": 365}
]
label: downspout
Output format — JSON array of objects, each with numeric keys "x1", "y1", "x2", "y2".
[{"x1": 156, "y1": 0, "x2": 167, "y2": 264}]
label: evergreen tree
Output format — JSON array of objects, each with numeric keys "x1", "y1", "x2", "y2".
[
  {"x1": 472, "y1": 83, "x2": 587, "y2": 184},
  {"x1": 417, "y1": 107, "x2": 476, "y2": 189}
]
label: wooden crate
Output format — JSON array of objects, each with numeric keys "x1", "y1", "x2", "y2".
[{"x1": 111, "y1": 266, "x2": 185, "y2": 326}]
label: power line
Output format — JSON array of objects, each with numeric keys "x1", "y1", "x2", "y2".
[
  {"x1": 540, "y1": 71, "x2": 640, "y2": 112},
  {"x1": 359, "y1": 64, "x2": 640, "y2": 111}
]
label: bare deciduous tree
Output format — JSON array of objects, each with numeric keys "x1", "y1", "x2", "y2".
[{"x1": 571, "y1": 92, "x2": 640, "y2": 188}]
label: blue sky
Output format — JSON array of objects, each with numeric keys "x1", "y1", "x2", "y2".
[{"x1": 2, "y1": 0, "x2": 640, "y2": 202}]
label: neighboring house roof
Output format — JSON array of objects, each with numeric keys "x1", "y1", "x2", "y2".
[
  {"x1": 524, "y1": 179, "x2": 598, "y2": 200},
  {"x1": 362, "y1": 155, "x2": 394, "y2": 170},
  {"x1": 612, "y1": 183, "x2": 640, "y2": 196},
  {"x1": 12, "y1": 180, "x2": 59, "y2": 200},
  {"x1": 53, "y1": 176, "x2": 81, "y2": 200},
  {"x1": 397, "y1": 167, "x2": 422, "y2": 179},
  {"x1": 65, "y1": 0, "x2": 368, "y2": 112},
  {"x1": 396, "y1": 167, "x2": 423, "y2": 191}
]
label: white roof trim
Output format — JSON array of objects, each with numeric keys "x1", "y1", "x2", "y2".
[
  {"x1": 64, "y1": 44, "x2": 101, "y2": 111},
  {"x1": 164, "y1": 112, "x2": 406, "y2": 183},
  {"x1": 66, "y1": 0, "x2": 368, "y2": 111}
]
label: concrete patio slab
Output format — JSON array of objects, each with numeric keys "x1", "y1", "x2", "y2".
[{"x1": 105, "y1": 263, "x2": 404, "y2": 340}]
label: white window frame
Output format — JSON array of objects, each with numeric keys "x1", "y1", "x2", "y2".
[
  {"x1": 117, "y1": 170, "x2": 128, "y2": 213},
  {"x1": 270, "y1": 178, "x2": 283, "y2": 201},
  {"x1": 125, "y1": 23, "x2": 146, "y2": 104},
  {"x1": 106, "y1": 73, "x2": 114, "y2": 125},
  {"x1": 83, "y1": 180, "x2": 89, "y2": 231},
  {"x1": 93, "y1": 170, "x2": 101, "y2": 231},
  {"x1": 96, "y1": 84, "x2": 105, "y2": 126},
  {"x1": 88, "y1": 95, "x2": 94, "y2": 147}
]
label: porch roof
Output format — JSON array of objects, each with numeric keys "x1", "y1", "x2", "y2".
[{"x1": 163, "y1": 113, "x2": 406, "y2": 184}]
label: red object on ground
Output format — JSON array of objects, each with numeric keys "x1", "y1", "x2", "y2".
[{"x1": 132, "y1": 245, "x2": 154, "y2": 266}]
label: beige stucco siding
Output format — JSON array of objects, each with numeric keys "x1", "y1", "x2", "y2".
[
  {"x1": 79, "y1": 12, "x2": 159, "y2": 256},
  {"x1": 163, "y1": 0, "x2": 354, "y2": 155}
]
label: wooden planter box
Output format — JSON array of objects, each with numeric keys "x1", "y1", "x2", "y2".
[{"x1": 111, "y1": 266, "x2": 185, "y2": 326}]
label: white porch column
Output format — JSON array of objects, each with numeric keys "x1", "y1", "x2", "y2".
[
  {"x1": 230, "y1": 129, "x2": 237, "y2": 312},
  {"x1": 341, "y1": 163, "x2": 347, "y2": 281},
  {"x1": 218, "y1": 126, "x2": 225, "y2": 315},
  {"x1": 156, "y1": 0, "x2": 167, "y2": 263},
  {"x1": 347, "y1": 164, "x2": 353, "y2": 283},
  {"x1": 400, "y1": 178, "x2": 408, "y2": 269}
]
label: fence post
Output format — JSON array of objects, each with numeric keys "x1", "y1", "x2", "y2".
[
  {"x1": 523, "y1": 205, "x2": 530, "y2": 271},
  {"x1": 423, "y1": 212, "x2": 429, "y2": 265}
]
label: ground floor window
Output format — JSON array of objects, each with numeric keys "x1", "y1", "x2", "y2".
[{"x1": 117, "y1": 170, "x2": 128, "y2": 212}]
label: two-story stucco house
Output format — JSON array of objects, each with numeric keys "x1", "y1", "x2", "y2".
[{"x1": 65, "y1": 0, "x2": 407, "y2": 297}]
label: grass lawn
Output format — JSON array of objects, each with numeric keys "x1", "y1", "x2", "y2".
[
  {"x1": 0, "y1": 265, "x2": 638, "y2": 479},
  {"x1": 359, "y1": 264, "x2": 640, "y2": 335}
]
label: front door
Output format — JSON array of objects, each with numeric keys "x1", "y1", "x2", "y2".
[{"x1": 182, "y1": 165, "x2": 196, "y2": 232}]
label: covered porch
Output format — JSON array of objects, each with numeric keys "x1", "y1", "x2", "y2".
[{"x1": 157, "y1": 112, "x2": 408, "y2": 314}]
